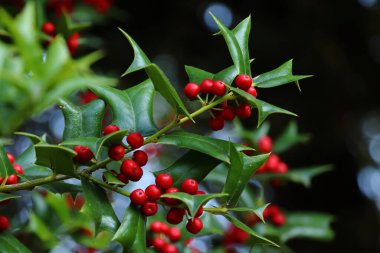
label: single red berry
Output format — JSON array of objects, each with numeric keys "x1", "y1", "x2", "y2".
[
  {"x1": 73, "y1": 145, "x2": 94, "y2": 162},
  {"x1": 120, "y1": 159, "x2": 143, "y2": 181},
  {"x1": 196, "y1": 190, "x2": 206, "y2": 195},
  {"x1": 102, "y1": 124, "x2": 120, "y2": 135},
  {"x1": 0, "y1": 177, "x2": 4, "y2": 185},
  {"x1": 130, "y1": 189, "x2": 147, "y2": 206},
  {"x1": 164, "y1": 187, "x2": 180, "y2": 205},
  {"x1": 195, "y1": 206, "x2": 204, "y2": 217},
  {"x1": 272, "y1": 212, "x2": 286, "y2": 226},
  {"x1": 181, "y1": 178, "x2": 198, "y2": 195},
  {"x1": 184, "y1": 82, "x2": 200, "y2": 100},
  {"x1": 141, "y1": 201, "x2": 158, "y2": 216},
  {"x1": 13, "y1": 164, "x2": 24, "y2": 174},
  {"x1": 256, "y1": 164, "x2": 267, "y2": 174},
  {"x1": 200, "y1": 79, "x2": 214, "y2": 93},
  {"x1": 166, "y1": 208, "x2": 185, "y2": 224},
  {"x1": 167, "y1": 227, "x2": 181, "y2": 242},
  {"x1": 232, "y1": 226, "x2": 249, "y2": 243},
  {"x1": 221, "y1": 106, "x2": 235, "y2": 121},
  {"x1": 235, "y1": 74, "x2": 252, "y2": 90},
  {"x1": 212, "y1": 80, "x2": 227, "y2": 96},
  {"x1": 235, "y1": 103, "x2": 251, "y2": 119},
  {"x1": 0, "y1": 216, "x2": 10, "y2": 231},
  {"x1": 145, "y1": 184, "x2": 161, "y2": 201},
  {"x1": 67, "y1": 32, "x2": 80, "y2": 55},
  {"x1": 6, "y1": 174, "x2": 18, "y2": 185},
  {"x1": 116, "y1": 173, "x2": 129, "y2": 184},
  {"x1": 133, "y1": 150, "x2": 148, "y2": 166},
  {"x1": 208, "y1": 116, "x2": 224, "y2": 131},
  {"x1": 186, "y1": 218, "x2": 203, "y2": 234},
  {"x1": 80, "y1": 90, "x2": 98, "y2": 104},
  {"x1": 127, "y1": 132, "x2": 144, "y2": 149},
  {"x1": 155, "y1": 173, "x2": 173, "y2": 189},
  {"x1": 42, "y1": 21, "x2": 56, "y2": 35},
  {"x1": 150, "y1": 221, "x2": 163, "y2": 233},
  {"x1": 162, "y1": 244, "x2": 178, "y2": 253},
  {"x1": 277, "y1": 162, "x2": 288, "y2": 173},
  {"x1": 161, "y1": 223, "x2": 170, "y2": 234},
  {"x1": 263, "y1": 205, "x2": 279, "y2": 219},
  {"x1": 108, "y1": 145, "x2": 125, "y2": 161},
  {"x1": 247, "y1": 86, "x2": 257, "y2": 97},
  {"x1": 258, "y1": 135, "x2": 272, "y2": 153},
  {"x1": 266, "y1": 154, "x2": 280, "y2": 172},
  {"x1": 6, "y1": 152, "x2": 14, "y2": 164},
  {"x1": 152, "y1": 237, "x2": 167, "y2": 250}
]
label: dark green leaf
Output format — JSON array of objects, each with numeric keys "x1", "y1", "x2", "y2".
[
  {"x1": 0, "y1": 145, "x2": 16, "y2": 177},
  {"x1": 81, "y1": 178, "x2": 120, "y2": 233},
  {"x1": 103, "y1": 171, "x2": 125, "y2": 186},
  {"x1": 154, "y1": 150, "x2": 221, "y2": 187},
  {"x1": 60, "y1": 99, "x2": 105, "y2": 140},
  {"x1": 75, "y1": 230, "x2": 113, "y2": 250},
  {"x1": 14, "y1": 132, "x2": 42, "y2": 144},
  {"x1": 40, "y1": 182, "x2": 82, "y2": 194},
  {"x1": 0, "y1": 232, "x2": 32, "y2": 253},
  {"x1": 113, "y1": 205, "x2": 146, "y2": 253},
  {"x1": 229, "y1": 203, "x2": 270, "y2": 223},
  {"x1": 253, "y1": 60, "x2": 311, "y2": 89},
  {"x1": 213, "y1": 65, "x2": 238, "y2": 86},
  {"x1": 0, "y1": 192, "x2": 20, "y2": 202},
  {"x1": 231, "y1": 87, "x2": 297, "y2": 127},
  {"x1": 34, "y1": 144, "x2": 76, "y2": 176},
  {"x1": 184, "y1": 65, "x2": 214, "y2": 84},
  {"x1": 273, "y1": 120, "x2": 311, "y2": 154},
  {"x1": 232, "y1": 15, "x2": 252, "y2": 76},
  {"x1": 160, "y1": 192, "x2": 228, "y2": 218}
]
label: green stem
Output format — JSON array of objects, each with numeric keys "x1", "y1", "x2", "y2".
[
  {"x1": 0, "y1": 174, "x2": 70, "y2": 192},
  {"x1": 203, "y1": 207, "x2": 228, "y2": 214},
  {"x1": 83, "y1": 174, "x2": 130, "y2": 197}
]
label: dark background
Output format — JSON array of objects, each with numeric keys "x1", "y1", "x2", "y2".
[{"x1": 96, "y1": 1, "x2": 380, "y2": 252}]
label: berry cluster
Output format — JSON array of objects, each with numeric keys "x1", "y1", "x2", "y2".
[
  {"x1": 41, "y1": 21, "x2": 80, "y2": 55},
  {"x1": 263, "y1": 204, "x2": 286, "y2": 226},
  {"x1": 148, "y1": 221, "x2": 181, "y2": 253}
]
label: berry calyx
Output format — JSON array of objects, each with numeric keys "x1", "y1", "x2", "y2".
[
  {"x1": 186, "y1": 218, "x2": 203, "y2": 234},
  {"x1": 166, "y1": 208, "x2": 185, "y2": 224},
  {"x1": 73, "y1": 145, "x2": 94, "y2": 162},
  {"x1": 145, "y1": 184, "x2": 161, "y2": 201},
  {"x1": 200, "y1": 79, "x2": 214, "y2": 93},
  {"x1": 235, "y1": 103, "x2": 251, "y2": 119},
  {"x1": 247, "y1": 86, "x2": 257, "y2": 97},
  {"x1": 133, "y1": 150, "x2": 148, "y2": 166},
  {"x1": 127, "y1": 132, "x2": 144, "y2": 149},
  {"x1": 235, "y1": 74, "x2": 252, "y2": 90},
  {"x1": 150, "y1": 221, "x2": 164, "y2": 233},
  {"x1": 0, "y1": 216, "x2": 10, "y2": 231},
  {"x1": 162, "y1": 244, "x2": 178, "y2": 253},
  {"x1": 155, "y1": 173, "x2": 173, "y2": 189},
  {"x1": 42, "y1": 21, "x2": 55, "y2": 35},
  {"x1": 13, "y1": 164, "x2": 24, "y2": 174},
  {"x1": 167, "y1": 227, "x2": 181, "y2": 242},
  {"x1": 184, "y1": 82, "x2": 200, "y2": 100},
  {"x1": 6, "y1": 152, "x2": 14, "y2": 164},
  {"x1": 108, "y1": 145, "x2": 125, "y2": 161},
  {"x1": 141, "y1": 201, "x2": 158, "y2": 216},
  {"x1": 120, "y1": 159, "x2": 143, "y2": 181},
  {"x1": 6, "y1": 174, "x2": 18, "y2": 185},
  {"x1": 208, "y1": 116, "x2": 224, "y2": 131},
  {"x1": 102, "y1": 124, "x2": 120, "y2": 135},
  {"x1": 164, "y1": 187, "x2": 180, "y2": 205},
  {"x1": 130, "y1": 189, "x2": 147, "y2": 206},
  {"x1": 181, "y1": 178, "x2": 198, "y2": 195},
  {"x1": 152, "y1": 237, "x2": 167, "y2": 250},
  {"x1": 258, "y1": 135, "x2": 272, "y2": 153},
  {"x1": 212, "y1": 80, "x2": 227, "y2": 96}
]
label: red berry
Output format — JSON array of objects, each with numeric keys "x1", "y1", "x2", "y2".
[
  {"x1": 235, "y1": 74, "x2": 252, "y2": 90},
  {"x1": 145, "y1": 184, "x2": 161, "y2": 201},
  {"x1": 6, "y1": 152, "x2": 14, "y2": 164},
  {"x1": 184, "y1": 82, "x2": 200, "y2": 100},
  {"x1": 108, "y1": 145, "x2": 125, "y2": 161},
  {"x1": 272, "y1": 212, "x2": 286, "y2": 226},
  {"x1": 133, "y1": 150, "x2": 148, "y2": 166},
  {"x1": 116, "y1": 173, "x2": 129, "y2": 184},
  {"x1": 232, "y1": 226, "x2": 249, "y2": 243},
  {"x1": 195, "y1": 206, "x2": 204, "y2": 217},
  {"x1": 263, "y1": 205, "x2": 279, "y2": 219},
  {"x1": 162, "y1": 244, "x2": 178, "y2": 253},
  {"x1": 152, "y1": 237, "x2": 167, "y2": 250},
  {"x1": 42, "y1": 22, "x2": 55, "y2": 35},
  {"x1": 155, "y1": 173, "x2": 173, "y2": 189},
  {"x1": 150, "y1": 221, "x2": 163, "y2": 233},
  {"x1": 161, "y1": 223, "x2": 170, "y2": 234},
  {"x1": 0, "y1": 177, "x2": 4, "y2": 185},
  {"x1": 258, "y1": 136, "x2": 272, "y2": 153},
  {"x1": 13, "y1": 164, "x2": 24, "y2": 174},
  {"x1": 181, "y1": 178, "x2": 198, "y2": 195},
  {"x1": 235, "y1": 103, "x2": 251, "y2": 119},
  {"x1": 212, "y1": 80, "x2": 227, "y2": 96},
  {"x1": 102, "y1": 125, "x2": 120, "y2": 135},
  {"x1": 141, "y1": 201, "x2": 158, "y2": 216},
  {"x1": 196, "y1": 190, "x2": 206, "y2": 195},
  {"x1": 80, "y1": 228, "x2": 93, "y2": 237},
  {"x1": 186, "y1": 218, "x2": 203, "y2": 234},
  {"x1": 120, "y1": 159, "x2": 143, "y2": 181},
  {"x1": 166, "y1": 208, "x2": 185, "y2": 224},
  {"x1": 167, "y1": 227, "x2": 181, "y2": 242},
  {"x1": 256, "y1": 164, "x2": 267, "y2": 174},
  {"x1": 266, "y1": 154, "x2": 280, "y2": 172},
  {"x1": 208, "y1": 117, "x2": 224, "y2": 131},
  {"x1": 80, "y1": 90, "x2": 98, "y2": 104},
  {"x1": 6, "y1": 174, "x2": 18, "y2": 185},
  {"x1": 242, "y1": 144, "x2": 254, "y2": 156},
  {"x1": 67, "y1": 32, "x2": 80, "y2": 55},
  {"x1": 0, "y1": 216, "x2": 10, "y2": 231},
  {"x1": 73, "y1": 145, "x2": 94, "y2": 162},
  {"x1": 247, "y1": 86, "x2": 257, "y2": 97},
  {"x1": 277, "y1": 162, "x2": 288, "y2": 173},
  {"x1": 200, "y1": 79, "x2": 214, "y2": 93},
  {"x1": 221, "y1": 106, "x2": 235, "y2": 121},
  {"x1": 130, "y1": 189, "x2": 147, "y2": 206},
  {"x1": 164, "y1": 187, "x2": 180, "y2": 205},
  {"x1": 127, "y1": 132, "x2": 144, "y2": 149}
]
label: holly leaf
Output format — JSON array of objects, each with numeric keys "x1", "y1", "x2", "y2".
[
  {"x1": 0, "y1": 192, "x2": 20, "y2": 202},
  {"x1": 273, "y1": 120, "x2": 311, "y2": 154},
  {"x1": 113, "y1": 205, "x2": 146, "y2": 253},
  {"x1": 232, "y1": 15, "x2": 252, "y2": 76},
  {"x1": 28, "y1": 212, "x2": 59, "y2": 248},
  {"x1": 213, "y1": 65, "x2": 238, "y2": 86},
  {"x1": 0, "y1": 232, "x2": 32, "y2": 253},
  {"x1": 185, "y1": 66, "x2": 214, "y2": 84},
  {"x1": 103, "y1": 171, "x2": 126, "y2": 186},
  {"x1": 229, "y1": 203, "x2": 271, "y2": 223},
  {"x1": 14, "y1": 132, "x2": 43, "y2": 144},
  {"x1": 0, "y1": 145, "x2": 17, "y2": 177}
]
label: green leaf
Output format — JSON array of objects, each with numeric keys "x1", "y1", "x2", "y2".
[
  {"x1": 184, "y1": 65, "x2": 214, "y2": 84},
  {"x1": 60, "y1": 98, "x2": 105, "y2": 140},
  {"x1": 154, "y1": 150, "x2": 221, "y2": 187},
  {"x1": 0, "y1": 192, "x2": 20, "y2": 202},
  {"x1": 45, "y1": 191, "x2": 71, "y2": 223},
  {"x1": 231, "y1": 87, "x2": 297, "y2": 127},
  {"x1": 103, "y1": 171, "x2": 126, "y2": 186},
  {"x1": 223, "y1": 143, "x2": 269, "y2": 207},
  {"x1": 60, "y1": 137, "x2": 98, "y2": 156},
  {"x1": 157, "y1": 129, "x2": 252, "y2": 164},
  {"x1": 28, "y1": 212, "x2": 59, "y2": 248},
  {"x1": 213, "y1": 65, "x2": 238, "y2": 86},
  {"x1": 253, "y1": 60, "x2": 311, "y2": 89},
  {"x1": 119, "y1": 29, "x2": 192, "y2": 120},
  {"x1": 273, "y1": 120, "x2": 311, "y2": 154},
  {"x1": 14, "y1": 132, "x2": 43, "y2": 144},
  {"x1": 34, "y1": 144, "x2": 77, "y2": 176},
  {"x1": 221, "y1": 213, "x2": 279, "y2": 247},
  {"x1": 255, "y1": 164, "x2": 332, "y2": 187},
  {"x1": 210, "y1": 13, "x2": 246, "y2": 74},
  {"x1": 0, "y1": 145, "x2": 16, "y2": 177},
  {"x1": 113, "y1": 205, "x2": 146, "y2": 253},
  {"x1": 232, "y1": 15, "x2": 252, "y2": 76},
  {"x1": 81, "y1": 178, "x2": 120, "y2": 233},
  {"x1": 0, "y1": 232, "x2": 32, "y2": 253},
  {"x1": 160, "y1": 192, "x2": 228, "y2": 218},
  {"x1": 91, "y1": 81, "x2": 157, "y2": 136},
  {"x1": 229, "y1": 203, "x2": 270, "y2": 223}
]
